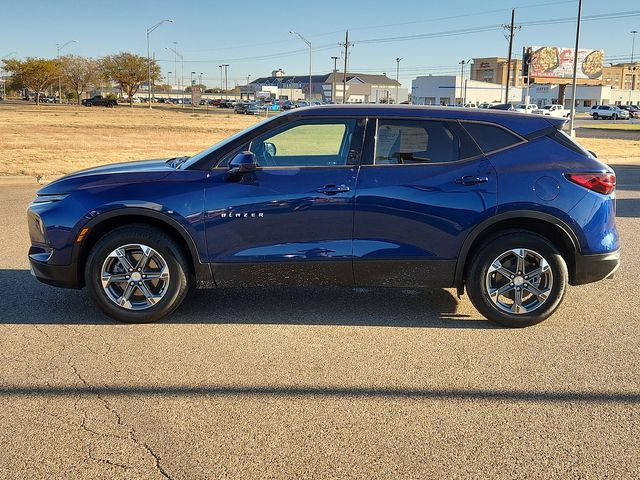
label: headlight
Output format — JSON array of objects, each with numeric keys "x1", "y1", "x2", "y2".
[{"x1": 31, "y1": 194, "x2": 68, "y2": 205}]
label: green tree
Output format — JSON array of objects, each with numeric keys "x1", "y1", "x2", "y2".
[
  {"x1": 100, "y1": 52, "x2": 160, "y2": 107},
  {"x1": 2, "y1": 57, "x2": 61, "y2": 105},
  {"x1": 60, "y1": 55, "x2": 102, "y2": 105}
]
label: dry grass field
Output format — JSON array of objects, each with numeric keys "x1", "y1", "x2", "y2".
[{"x1": 0, "y1": 102, "x2": 638, "y2": 178}]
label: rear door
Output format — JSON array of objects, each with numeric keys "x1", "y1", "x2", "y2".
[{"x1": 353, "y1": 117, "x2": 500, "y2": 287}]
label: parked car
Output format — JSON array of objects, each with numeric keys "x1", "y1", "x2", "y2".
[
  {"x1": 534, "y1": 104, "x2": 571, "y2": 118},
  {"x1": 234, "y1": 102, "x2": 249, "y2": 114},
  {"x1": 27, "y1": 105, "x2": 619, "y2": 327},
  {"x1": 514, "y1": 103, "x2": 537, "y2": 114},
  {"x1": 488, "y1": 103, "x2": 515, "y2": 111},
  {"x1": 590, "y1": 104, "x2": 629, "y2": 120},
  {"x1": 463, "y1": 103, "x2": 478, "y2": 108},
  {"x1": 619, "y1": 105, "x2": 640, "y2": 119},
  {"x1": 82, "y1": 95, "x2": 117, "y2": 107}
]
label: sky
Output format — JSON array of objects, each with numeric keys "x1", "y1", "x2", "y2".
[{"x1": 1, "y1": 0, "x2": 639, "y2": 88}]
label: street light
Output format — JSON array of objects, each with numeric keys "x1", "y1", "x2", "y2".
[
  {"x1": 568, "y1": 0, "x2": 582, "y2": 136},
  {"x1": 222, "y1": 64, "x2": 229, "y2": 98},
  {"x1": 246, "y1": 74, "x2": 251, "y2": 100},
  {"x1": 146, "y1": 19, "x2": 173, "y2": 109},
  {"x1": 458, "y1": 59, "x2": 471, "y2": 105},
  {"x1": 56, "y1": 40, "x2": 76, "y2": 104},
  {"x1": 395, "y1": 57, "x2": 402, "y2": 104},
  {"x1": 331, "y1": 56, "x2": 339, "y2": 103},
  {"x1": 289, "y1": 31, "x2": 312, "y2": 104},
  {"x1": 166, "y1": 46, "x2": 183, "y2": 106},
  {"x1": 631, "y1": 30, "x2": 638, "y2": 63}
]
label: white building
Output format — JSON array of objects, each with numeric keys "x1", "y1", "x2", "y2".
[
  {"x1": 527, "y1": 84, "x2": 640, "y2": 112},
  {"x1": 412, "y1": 75, "x2": 522, "y2": 106}
]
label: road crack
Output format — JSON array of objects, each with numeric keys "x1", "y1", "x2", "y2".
[{"x1": 67, "y1": 356, "x2": 173, "y2": 479}]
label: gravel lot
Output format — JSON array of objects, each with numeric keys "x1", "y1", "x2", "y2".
[{"x1": 0, "y1": 164, "x2": 638, "y2": 479}]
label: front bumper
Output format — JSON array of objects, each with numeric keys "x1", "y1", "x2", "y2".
[
  {"x1": 571, "y1": 249, "x2": 620, "y2": 286},
  {"x1": 29, "y1": 253, "x2": 81, "y2": 289}
]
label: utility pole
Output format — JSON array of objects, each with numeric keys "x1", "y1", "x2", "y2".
[
  {"x1": 219, "y1": 65, "x2": 223, "y2": 95},
  {"x1": 56, "y1": 40, "x2": 76, "y2": 104},
  {"x1": 504, "y1": 9, "x2": 516, "y2": 104},
  {"x1": 331, "y1": 56, "x2": 339, "y2": 103},
  {"x1": 246, "y1": 74, "x2": 251, "y2": 100},
  {"x1": 339, "y1": 31, "x2": 353, "y2": 104},
  {"x1": 395, "y1": 57, "x2": 402, "y2": 104},
  {"x1": 630, "y1": 31, "x2": 638, "y2": 103},
  {"x1": 568, "y1": 0, "x2": 583, "y2": 136},
  {"x1": 458, "y1": 59, "x2": 471, "y2": 105}
]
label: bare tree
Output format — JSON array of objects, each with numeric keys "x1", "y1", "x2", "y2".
[
  {"x1": 100, "y1": 52, "x2": 160, "y2": 107},
  {"x1": 2, "y1": 57, "x2": 61, "y2": 105},
  {"x1": 60, "y1": 55, "x2": 102, "y2": 105}
]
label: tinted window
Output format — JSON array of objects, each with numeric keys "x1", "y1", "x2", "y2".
[
  {"x1": 374, "y1": 120, "x2": 478, "y2": 165},
  {"x1": 250, "y1": 119, "x2": 357, "y2": 167},
  {"x1": 461, "y1": 122, "x2": 522, "y2": 153}
]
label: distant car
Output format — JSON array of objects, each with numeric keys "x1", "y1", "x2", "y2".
[
  {"x1": 82, "y1": 95, "x2": 117, "y2": 108},
  {"x1": 590, "y1": 105, "x2": 629, "y2": 120},
  {"x1": 514, "y1": 103, "x2": 537, "y2": 114},
  {"x1": 534, "y1": 104, "x2": 571, "y2": 118},
  {"x1": 234, "y1": 103, "x2": 249, "y2": 114},
  {"x1": 619, "y1": 105, "x2": 640, "y2": 119},
  {"x1": 463, "y1": 103, "x2": 478, "y2": 108},
  {"x1": 488, "y1": 103, "x2": 515, "y2": 111},
  {"x1": 209, "y1": 99, "x2": 222, "y2": 106},
  {"x1": 219, "y1": 100, "x2": 234, "y2": 108},
  {"x1": 244, "y1": 103, "x2": 260, "y2": 115}
]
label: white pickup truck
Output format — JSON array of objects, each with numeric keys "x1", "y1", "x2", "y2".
[{"x1": 534, "y1": 104, "x2": 571, "y2": 118}]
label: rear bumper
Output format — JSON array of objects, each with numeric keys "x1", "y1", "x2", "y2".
[
  {"x1": 29, "y1": 254, "x2": 81, "y2": 289},
  {"x1": 571, "y1": 249, "x2": 620, "y2": 286}
]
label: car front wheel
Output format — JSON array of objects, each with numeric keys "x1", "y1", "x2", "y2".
[
  {"x1": 466, "y1": 231, "x2": 568, "y2": 327},
  {"x1": 85, "y1": 225, "x2": 191, "y2": 323},
  {"x1": 592, "y1": 113, "x2": 598, "y2": 120}
]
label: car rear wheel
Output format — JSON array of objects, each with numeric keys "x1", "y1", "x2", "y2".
[
  {"x1": 85, "y1": 225, "x2": 191, "y2": 323},
  {"x1": 466, "y1": 231, "x2": 568, "y2": 327}
]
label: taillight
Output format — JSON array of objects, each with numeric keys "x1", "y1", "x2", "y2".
[{"x1": 566, "y1": 173, "x2": 616, "y2": 195}]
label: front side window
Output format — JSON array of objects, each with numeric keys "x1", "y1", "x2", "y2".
[
  {"x1": 249, "y1": 119, "x2": 357, "y2": 167},
  {"x1": 374, "y1": 120, "x2": 478, "y2": 165}
]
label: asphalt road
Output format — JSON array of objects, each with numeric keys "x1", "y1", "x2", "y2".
[{"x1": 0, "y1": 167, "x2": 639, "y2": 479}]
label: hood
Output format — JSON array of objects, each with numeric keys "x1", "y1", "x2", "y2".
[{"x1": 38, "y1": 158, "x2": 176, "y2": 195}]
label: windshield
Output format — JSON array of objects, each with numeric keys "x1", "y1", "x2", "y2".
[
  {"x1": 179, "y1": 115, "x2": 280, "y2": 169},
  {"x1": 542, "y1": 106, "x2": 553, "y2": 110}
]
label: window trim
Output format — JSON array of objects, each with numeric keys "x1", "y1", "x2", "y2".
[{"x1": 366, "y1": 117, "x2": 485, "y2": 167}]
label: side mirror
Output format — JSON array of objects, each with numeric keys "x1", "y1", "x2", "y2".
[
  {"x1": 264, "y1": 142, "x2": 277, "y2": 157},
  {"x1": 228, "y1": 151, "x2": 257, "y2": 175}
]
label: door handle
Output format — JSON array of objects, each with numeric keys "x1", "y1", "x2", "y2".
[
  {"x1": 455, "y1": 175, "x2": 489, "y2": 186},
  {"x1": 316, "y1": 184, "x2": 350, "y2": 195}
]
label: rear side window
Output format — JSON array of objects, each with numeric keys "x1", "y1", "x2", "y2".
[
  {"x1": 461, "y1": 122, "x2": 523, "y2": 154},
  {"x1": 374, "y1": 120, "x2": 479, "y2": 164}
]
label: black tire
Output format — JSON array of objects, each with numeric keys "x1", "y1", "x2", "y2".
[
  {"x1": 85, "y1": 225, "x2": 191, "y2": 323},
  {"x1": 592, "y1": 113, "x2": 598, "y2": 120},
  {"x1": 612, "y1": 114, "x2": 618, "y2": 120},
  {"x1": 466, "y1": 231, "x2": 568, "y2": 328}
]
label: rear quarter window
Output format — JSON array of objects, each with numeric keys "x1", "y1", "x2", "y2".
[{"x1": 460, "y1": 122, "x2": 523, "y2": 154}]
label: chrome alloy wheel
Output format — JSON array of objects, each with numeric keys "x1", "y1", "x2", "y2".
[
  {"x1": 100, "y1": 244, "x2": 170, "y2": 310},
  {"x1": 485, "y1": 248, "x2": 553, "y2": 315}
]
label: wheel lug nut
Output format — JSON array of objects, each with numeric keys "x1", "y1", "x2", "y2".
[
  {"x1": 126, "y1": 275, "x2": 130, "y2": 279},
  {"x1": 510, "y1": 283, "x2": 514, "y2": 287},
  {"x1": 510, "y1": 275, "x2": 514, "y2": 278},
  {"x1": 142, "y1": 275, "x2": 146, "y2": 279},
  {"x1": 129, "y1": 281, "x2": 134, "y2": 285},
  {"x1": 129, "y1": 268, "x2": 133, "y2": 272},
  {"x1": 138, "y1": 282, "x2": 142, "y2": 286},
  {"x1": 524, "y1": 275, "x2": 528, "y2": 279},
  {"x1": 137, "y1": 268, "x2": 141, "y2": 271}
]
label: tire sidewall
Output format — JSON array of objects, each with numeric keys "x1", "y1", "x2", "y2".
[
  {"x1": 466, "y1": 232, "x2": 568, "y2": 328},
  {"x1": 85, "y1": 227, "x2": 189, "y2": 323}
]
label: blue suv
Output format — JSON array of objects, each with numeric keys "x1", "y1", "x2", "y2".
[{"x1": 27, "y1": 105, "x2": 620, "y2": 327}]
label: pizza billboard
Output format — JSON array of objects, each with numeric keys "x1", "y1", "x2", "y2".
[{"x1": 523, "y1": 46, "x2": 604, "y2": 80}]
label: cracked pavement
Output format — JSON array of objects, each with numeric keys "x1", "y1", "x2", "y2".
[{"x1": 0, "y1": 168, "x2": 639, "y2": 479}]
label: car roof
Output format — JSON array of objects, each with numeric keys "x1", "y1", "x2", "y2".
[{"x1": 290, "y1": 104, "x2": 563, "y2": 136}]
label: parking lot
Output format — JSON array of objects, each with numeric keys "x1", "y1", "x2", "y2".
[{"x1": 0, "y1": 157, "x2": 638, "y2": 478}]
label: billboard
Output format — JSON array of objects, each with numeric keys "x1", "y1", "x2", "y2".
[{"x1": 524, "y1": 47, "x2": 604, "y2": 80}]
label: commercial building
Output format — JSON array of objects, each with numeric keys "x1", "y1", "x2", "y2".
[
  {"x1": 411, "y1": 75, "x2": 522, "y2": 106},
  {"x1": 248, "y1": 70, "x2": 408, "y2": 103},
  {"x1": 470, "y1": 57, "x2": 524, "y2": 88},
  {"x1": 528, "y1": 84, "x2": 640, "y2": 112},
  {"x1": 601, "y1": 63, "x2": 640, "y2": 90}
]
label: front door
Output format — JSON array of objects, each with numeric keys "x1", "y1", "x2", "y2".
[
  {"x1": 204, "y1": 117, "x2": 365, "y2": 286},
  {"x1": 353, "y1": 117, "x2": 498, "y2": 287}
]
